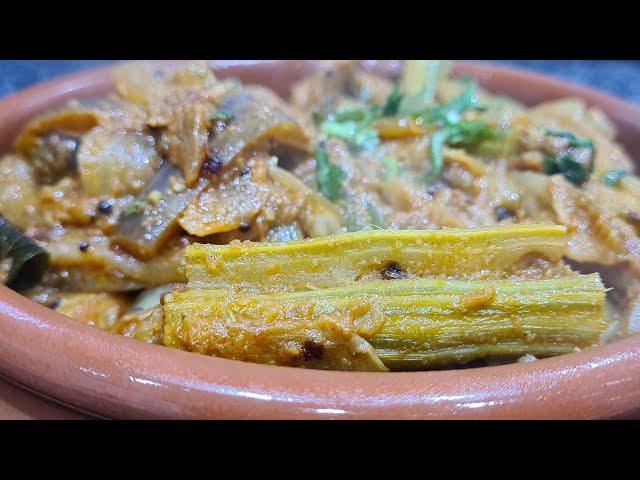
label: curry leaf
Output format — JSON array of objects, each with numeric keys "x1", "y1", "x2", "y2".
[{"x1": 0, "y1": 216, "x2": 49, "y2": 291}]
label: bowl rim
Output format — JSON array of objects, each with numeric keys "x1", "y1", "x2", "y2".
[{"x1": 1, "y1": 60, "x2": 639, "y2": 420}]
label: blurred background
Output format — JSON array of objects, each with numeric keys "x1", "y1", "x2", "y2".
[{"x1": 2, "y1": 60, "x2": 640, "y2": 104}]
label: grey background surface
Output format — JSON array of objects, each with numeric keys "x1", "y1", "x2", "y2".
[{"x1": 1, "y1": 60, "x2": 640, "y2": 104}]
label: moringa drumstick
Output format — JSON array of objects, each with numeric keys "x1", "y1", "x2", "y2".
[
  {"x1": 163, "y1": 275, "x2": 606, "y2": 371},
  {"x1": 186, "y1": 225, "x2": 570, "y2": 293}
]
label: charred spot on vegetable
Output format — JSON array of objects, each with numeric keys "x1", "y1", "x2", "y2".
[
  {"x1": 201, "y1": 154, "x2": 223, "y2": 176},
  {"x1": 381, "y1": 262, "x2": 406, "y2": 280},
  {"x1": 625, "y1": 212, "x2": 640, "y2": 238},
  {"x1": 49, "y1": 299, "x2": 61, "y2": 310},
  {"x1": 496, "y1": 207, "x2": 515, "y2": 222},
  {"x1": 426, "y1": 182, "x2": 446, "y2": 196},
  {"x1": 300, "y1": 339, "x2": 324, "y2": 362},
  {"x1": 625, "y1": 211, "x2": 640, "y2": 229},
  {"x1": 239, "y1": 221, "x2": 251, "y2": 233},
  {"x1": 603, "y1": 169, "x2": 628, "y2": 187},
  {"x1": 97, "y1": 201, "x2": 113, "y2": 215},
  {"x1": 78, "y1": 242, "x2": 89, "y2": 252}
]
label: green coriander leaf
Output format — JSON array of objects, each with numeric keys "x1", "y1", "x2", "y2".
[
  {"x1": 382, "y1": 89, "x2": 404, "y2": 117},
  {"x1": 413, "y1": 82, "x2": 482, "y2": 124},
  {"x1": 543, "y1": 128, "x2": 593, "y2": 149},
  {"x1": 543, "y1": 154, "x2": 560, "y2": 175},
  {"x1": 603, "y1": 169, "x2": 628, "y2": 187},
  {"x1": 419, "y1": 120, "x2": 495, "y2": 185},
  {"x1": 367, "y1": 204, "x2": 388, "y2": 229},
  {"x1": 315, "y1": 147, "x2": 347, "y2": 202},
  {"x1": 320, "y1": 121, "x2": 379, "y2": 151},
  {"x1": 359, "y1": 85, "x2": 372, "y2": 104},
  {"x1": 331, "y1": 107, "x2": 369, "y2": 123},
  {"x1": 380, "y1": 156, "x2": 401, "y2": 180},
  {"x1": 211, "y1": 109, "x2": 235, "y2": 122},
  {"x1": 123, "y1": 200, "x2": 147, "y2": 218},
  {"x1": 544, "y1": 154, "x2": 591, "y2": 186},
  {"x1": 424, "y1": 129, "x2": 448, "y2": 185},
  {"x1": 447, "y1": 120, "x2": 496, "y2": 145}
]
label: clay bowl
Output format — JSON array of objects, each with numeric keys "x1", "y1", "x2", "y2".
[{"x1": 1, "y1": 60, "x2": 639, "y2": 420}]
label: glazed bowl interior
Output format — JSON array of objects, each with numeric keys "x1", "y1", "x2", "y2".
[{"x1": 0, "y1": 60, "x2": 639, "y2": 420}]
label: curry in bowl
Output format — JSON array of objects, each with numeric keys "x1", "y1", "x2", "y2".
[{"x1": 0, "y1": 60, "x2": 636, "y2": 371}]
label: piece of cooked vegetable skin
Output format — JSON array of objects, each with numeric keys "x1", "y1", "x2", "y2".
[
  {"x1": 163, "y1": 275, "x2": 606, "y2": 370},
  {"x1": 186, "y1": 225, "x2": 570, "y2": 292}
]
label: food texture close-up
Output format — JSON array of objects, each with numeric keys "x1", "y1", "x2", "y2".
[{"x1": 1, "y1": 60, "x2": 639, "y2": 420}]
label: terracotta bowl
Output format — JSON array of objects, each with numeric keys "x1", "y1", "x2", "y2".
[{"x1": 1, "y1": 60, "x2": 639, "y2": 420}]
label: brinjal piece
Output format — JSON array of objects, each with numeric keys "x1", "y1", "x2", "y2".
[
  {"x1": 208, "y1": 87, "x2": 311, "y2": 173},
  {"x1": 113, "y1": 163, "x2": 208, "y2": 259}
]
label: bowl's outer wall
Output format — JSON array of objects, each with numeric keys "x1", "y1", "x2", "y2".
[{"x1": 0, "y1": 60, "x2": 639, "y2": 420}]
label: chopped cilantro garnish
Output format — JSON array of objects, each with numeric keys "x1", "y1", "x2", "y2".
[
  {"x1": 382, "y1": 89, "x2": 404, "y2": 117},
  {"x1": 447, "y1": 120, "x2": 496, "y2": 146},
  {"x1": 315, "y1": 147, "x2": 346, "y2": 202},
  {"x1": 423, "y1": 120, "x2": 496, "y2": 185},
  {"x1": 320, "y1": 89, "x2": 406, "y2": 151},
  {"x1": 321, "y1": 75, "x2": 493, "y2": 185},
  {"x1": 424, "y1": 130, "x2": 448, "y2": 186},
  {"x1": 541, "y1": 129, "x2": 594, "y2": 186},
  {"x1": 380, "y1": 156, "x2": 401, "y2": 180},
  {"x1": 211, "y1": 109, "x2": 235, "y2": 122},
  {"x1": 412, "y1": 82, "x2": 483, "y2": 124},
  {"x1": 543, "y1": 128, "x2": 594, "y2": 149},
  {"x1": 122, "y1": 199, "x2": 147, "y2": 217},
  {"x1": 543, "y1": 154, "x2": 591, "y2": 186},
  {"x1": 320, "y1": 121, "x2": 379, "y2": 152},
  {"x1": 412, "y1": 84, "x2": 494, "y2": 185},
  {"x1": 603, "y1": 169, "x2": 628, "y2": 187}
]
